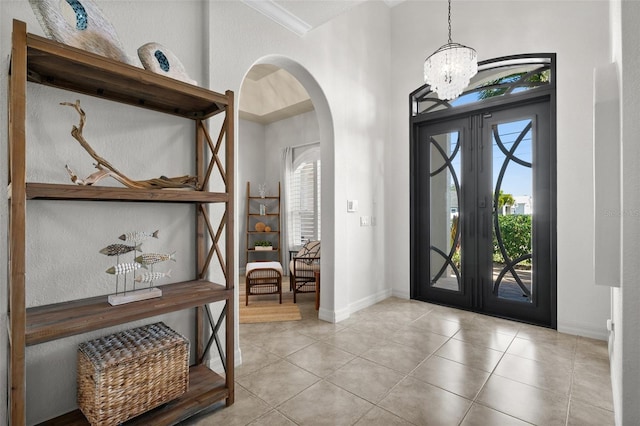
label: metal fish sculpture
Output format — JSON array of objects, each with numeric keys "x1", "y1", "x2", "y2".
[
  {"x1": 135, "y1": 252, "x2": 176, "y2": 268},
  {"x1": 99, "y1": 243, "x2": 142, "y2": 256},
  {"x1": 134, "y1": 270, "x2": 172, "y2": 283},
  {"x1": 106, "y1": 262, "x2": 142, "y2": 275},
  {"x1": 119, "y1": 230, "x2": 159, "y2": 243}
]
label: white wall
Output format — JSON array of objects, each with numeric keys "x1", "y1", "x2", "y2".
[
  {"x1": 610, "y1": 0, "x2": 640, "y2": 424},
  {"x1": 387, "y1": 0, "x2": 612, "y2": 339},
  {"x1": 238, "y1": 110, "x2": 320, "y2": 269},
  {"x1": 238, "y1": 118, "x2": 266, "y2": 267},
  {"x1": 208, "y1": 0, "x2": 391, "y2": 321},
  {"x1": 264, "y1": 110, "x2": 320, "y2": 185}
]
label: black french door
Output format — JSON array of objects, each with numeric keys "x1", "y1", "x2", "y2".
[{"x1": 411, "y1": 100, "x2": 555, "y2": 327}]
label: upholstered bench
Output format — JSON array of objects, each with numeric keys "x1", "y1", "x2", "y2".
[{"x1": 245, "y1": 261, "x2": 283, "y2": 306}]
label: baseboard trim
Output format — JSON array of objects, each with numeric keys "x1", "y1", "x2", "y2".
[
  {"x1": 391, "y1": 288, "x2": 410, "y2": 299},
  {"x1": 557, "y1": 321, "x2": 608, "y2": 340},
  {"x1": 316, "y1": 288, "x2": 393, "y2": 323},
  {"x1": 349, "y1": 288, "x2": 393, "y2": 313},
  {"x1": 318, "y1": 306, "x2": 349, "y2": 323}
]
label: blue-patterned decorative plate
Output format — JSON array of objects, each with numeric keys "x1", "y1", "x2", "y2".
[
  {"x1": 138, "y1": 42, "x2": 197, "y2": 86},
  {"x1": 28, "y1": 0, "x2": 137, "y2": 66}
]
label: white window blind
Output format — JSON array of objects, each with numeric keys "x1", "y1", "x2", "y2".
[{"x1": 290, "y1": 158, "x2": 321, "y2": 246}]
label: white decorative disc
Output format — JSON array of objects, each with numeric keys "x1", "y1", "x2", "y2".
[
  {"x1": 138, "y1": 42, "x2": 197, "y2": 86},
  {"x1": 28, "y1": 0, "x2": 137, "y2": 66}
]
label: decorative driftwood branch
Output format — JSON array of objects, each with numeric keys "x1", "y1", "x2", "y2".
[{"x1": 61, "y1": 100, "x2": 200, "y2": 190}]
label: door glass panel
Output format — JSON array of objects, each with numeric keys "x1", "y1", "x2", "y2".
[
  {"x1": 492, "y1": 120, "x2": 533, "y2": 302},
  {"x1": 430, "y1": 131, "x2": 462, "y2": 291}
]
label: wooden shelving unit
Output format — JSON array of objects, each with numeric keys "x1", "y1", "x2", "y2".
[
  {"x1": 7, "y1": 20, "x2": 234, "y2": 425},
  {"x1": 245, "y1": 182, "x2": 281, "y2": 263}
]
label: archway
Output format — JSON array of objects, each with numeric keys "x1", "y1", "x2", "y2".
[{"x1": 238, "y1": 55, "x2": 335, "y2": 321}]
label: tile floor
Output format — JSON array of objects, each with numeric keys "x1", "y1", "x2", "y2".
[{"x1": 186, "y1": 284, "x2": 615, "y2": 426}]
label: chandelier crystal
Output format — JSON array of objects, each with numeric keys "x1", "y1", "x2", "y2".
[{"x1": 423, "y1": 0, "x2": 477, "y2": 100}]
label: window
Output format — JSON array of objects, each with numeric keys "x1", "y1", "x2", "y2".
[
  {"x1": 289, "y1": 146, "x2": 321, "y2": 246},
  {"x1": 412, "y1": 54, "x2": 554, "y2": 117}
]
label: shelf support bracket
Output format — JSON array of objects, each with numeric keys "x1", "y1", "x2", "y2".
[{"x1": 200, "y1": 302, "x2": 227, "y2": 373}]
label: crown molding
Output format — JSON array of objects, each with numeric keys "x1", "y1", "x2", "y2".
[{"x1": 241, "y1": 0, "x2": 312, "y2": 36}]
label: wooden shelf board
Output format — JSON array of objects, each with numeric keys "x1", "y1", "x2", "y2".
[
  {"x1": 26, "y1": 280, "x2": 233, "y2": 346},
  {"x1": 247, "y1": 231, "x2": 279, "y2": 234},
  {"x1": 248, "y1": 213, "x2": 279, "y2": 216},
  {"x1": 25, "y1": 33, "x2": 228, "y2": 120},
  {"x1": 25, "y1": 183, "x2": 228, "y2": 203},
  {"x1": 247, "y1": 248, "x2": 280, "y2": 251},
  {"x1": 37, "y1": 365, "x2": 228, "y2": 425}
]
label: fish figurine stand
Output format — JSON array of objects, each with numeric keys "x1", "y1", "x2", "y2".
[{"x1": 100, "y1": 229, "x2": 175, "y2": 306}]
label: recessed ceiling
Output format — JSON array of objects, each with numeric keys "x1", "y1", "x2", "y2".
[{"x1": 240, "y1": 65, "x2": 314, "y2": 124}]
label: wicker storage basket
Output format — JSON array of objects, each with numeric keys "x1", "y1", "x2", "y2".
[{"x1": 77, "y1": 322, "x2": 189, "y2": 425}]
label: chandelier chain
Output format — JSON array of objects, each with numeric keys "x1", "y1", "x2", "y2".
[
  {"x1": 424, "y1": 0, "x2": 478, "y2": 100},
  {"x1": 448, "y1": 0, "x2": 452, "y2": 43}
]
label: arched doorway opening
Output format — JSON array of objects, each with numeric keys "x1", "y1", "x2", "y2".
[{"x1": 238, "y1": 56, "x2": 335, "y2": 320}]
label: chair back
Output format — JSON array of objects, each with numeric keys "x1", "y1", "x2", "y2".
[{"x1": 297, "y1": 240, "x2": 320, "y2": 264}]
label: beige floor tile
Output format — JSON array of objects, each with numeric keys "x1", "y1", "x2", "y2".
[
  {"x1": 198, "y1": 286, "x2": 616, "y2": 426},
  {"x1": 471, "y1": 315, "x2": 522, "y2": 337},
  {"x1": 347, "y1": 320, "x2": 405, "y2": 341},
  {"x1": 251, "y1": 329, "x2": 317, "y2": 357},
  {"x1": 517, "y1": 324, "x2": 578, "y2": 346},
  {"x1": 322, "y1": 327, "x2": 381, "y2": 355},
  {"x1": 573, "y1": 338, "x2": 610, "y2": 376},
  {"x1": 326, "y1": 357, "x2": 405, "y2": 403},
  {"x1": 388, "y1": 326, "x2": 450, "y2": 354},
  {"x1": 427, "y1": 304, "x2": 472, "y2": 322},
  {"x1": 378, "y1": 376, "x2": 472, "y2": 425},
  {"x1": 452, "y1": 327, "x2": 515, "y2": 352},
  {"x1": 410, "y1": 313, "x2": 462, "y2": 337},
  {"x1": 363, "y1": 304, "x2": 430, "y2": 325},
  {"x1": 460, "y1": 403, "x2": 531, "y2": 426},
  {"x1": 572, "y1": 367, "x2": 614, "y2": 412},
  {"x1": 240, "y1": 321, "x2": 296, "y2": 341},
  {"x1": 247, "y1": 410, "x2": 297, "y2": 426},
  {"x1": 353, "y1": 406, "x2": 415, "y2": 425},
  {"x1": 573, "y1": 355, "x2": 611, "y2": 379},
  {"x1": 278, "y1": 380, "x2": 373, "y2": 425},
  {"x1": 411, "y1": 355, "x2": 490, "y2": 400},
  {"x1": 567, "y1": 398, "x2": 615, "y2": 426},
  {"x1": 191, "y1": 386, "x2": 271, "y2": 426},
  {"x1": 476, "y1": 375, "x2": 569, "y2": 425},
  {"x1": 435, "y1": 338, "x2": 505, "y2": 372},
  {"x1": 236, "y1": 342, "x2": 282, "y2": 378},
  {"x1": 294, "y1": 320, "x2": 346, "y2": 340},
  {"x1": 493, "y1": 353, "x2": 573, "y2": 395},
  {"x1": 361, "y1": 340, "x2": 430, "y2": 374},
  {"x1": 576, "y1": 335, "x2": 608, "y2": 356},
  {"x1": 286, "y1": 341, "x2": 355, "y2": 377},
  {"x1": 236, "y1": 359, "x2": 319, "y2": 406},
  {"x1": 507, "y1": 336, "x2": 575, "y2": 367}
]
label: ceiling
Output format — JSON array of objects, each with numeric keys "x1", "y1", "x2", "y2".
[
  {"x1": 239, "y1": 64, "x2": 315, "y2": 124},
  {"x1": 239, "y1": 0, "x2": 404, "y2": 124}
]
